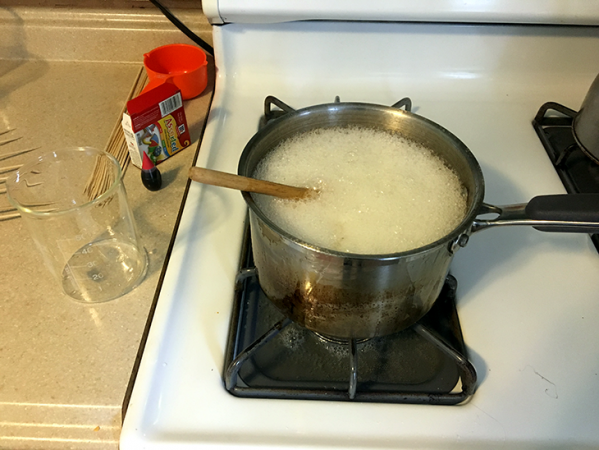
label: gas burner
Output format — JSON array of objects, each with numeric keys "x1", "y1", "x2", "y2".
[
  {"x1": 223, "y1": 224, "x2": 477, "y2": 405},
  {"x1": 311, "y1": 332, "x2": 370, "y2": 346},
  {"x1": 532, "y1": 102, "x2": 599, "y2": 251}
]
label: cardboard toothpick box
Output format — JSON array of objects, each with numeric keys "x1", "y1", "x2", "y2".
[{"x1": 122, "y1": 83, "x2": 191, "y2": 168}]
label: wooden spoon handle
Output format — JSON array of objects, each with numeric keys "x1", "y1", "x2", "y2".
[{"x1": 189, "y1": 166, "x2": 314, "y2": 200}]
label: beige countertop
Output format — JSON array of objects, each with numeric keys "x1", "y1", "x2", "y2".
[{"x1": 0, "y1": 3, "x2": 213, "y2": 448}]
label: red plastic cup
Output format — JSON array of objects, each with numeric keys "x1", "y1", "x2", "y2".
[{"x1": 142, "y1": 43, "x2": 208, "y2": 100}]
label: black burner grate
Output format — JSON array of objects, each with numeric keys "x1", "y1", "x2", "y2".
[
  {"x1": 532, "y1": 102, "x2": 599, "y2": 252},
  {"x1": 223, "y1": 224, "x2": 477, "y2": 405}
]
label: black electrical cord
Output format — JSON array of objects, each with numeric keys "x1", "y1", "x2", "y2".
[{"x1": 148, "y1": 0, "x2": 214, "y2": 56}]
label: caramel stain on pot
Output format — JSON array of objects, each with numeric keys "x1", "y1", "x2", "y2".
[
  {"x1": 275, "y1": 281, "x2": 429, "y2": 339},
  {"x1": 280, "y1": 287, "x2": 307, "y2": 325}
]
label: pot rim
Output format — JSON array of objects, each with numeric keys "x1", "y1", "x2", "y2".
[{"x1": 239, "y1": 100, "x2": 486, "y2": 260}]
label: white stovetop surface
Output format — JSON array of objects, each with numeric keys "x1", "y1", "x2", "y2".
[{"x1": 121, "y1": 21, "x2": 599, "y2": 449}]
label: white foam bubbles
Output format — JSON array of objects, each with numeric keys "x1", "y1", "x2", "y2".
[{"x1": 253, "y1": 126, "x2": 468, "y2": 254}]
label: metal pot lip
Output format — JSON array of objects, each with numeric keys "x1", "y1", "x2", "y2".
[{"x1": 239, "y1": 99, "x2": 486, "y2": 259}]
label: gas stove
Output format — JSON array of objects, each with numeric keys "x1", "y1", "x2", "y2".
[
  {"x1": 121, "y1": 2, "x2": 599, "y2": 448},
  {"x1": 224, "y1": 223, "x2": 476, "y2": 404}
]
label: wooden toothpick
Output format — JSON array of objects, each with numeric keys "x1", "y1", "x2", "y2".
[{"x1": 0, "y1": 147, "x2": 39, "y2": 162}]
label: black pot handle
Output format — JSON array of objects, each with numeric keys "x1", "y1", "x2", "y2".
[{"x1": 471, "y1": 193, "x2": 599, "y2": 233}]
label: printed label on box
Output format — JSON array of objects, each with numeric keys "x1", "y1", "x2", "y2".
[{"x1": 122, "y1": 83, "x2": 191, "y2": 168}]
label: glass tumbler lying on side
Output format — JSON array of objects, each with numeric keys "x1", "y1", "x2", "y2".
[{"x1": 6, "y1": 147, "x2": 148, "y2": 303}]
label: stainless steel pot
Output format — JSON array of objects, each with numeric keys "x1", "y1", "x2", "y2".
[
  {"x1": 239, "y1": 96, "x2": 599, "y2": 339},
  {"x1": 574, "y1": 73, "x2": 599, "y2": 164}
]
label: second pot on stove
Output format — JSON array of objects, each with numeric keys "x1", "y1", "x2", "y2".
[{"x1": 239, "y1": 97, "x2": 599, "y2": 339}]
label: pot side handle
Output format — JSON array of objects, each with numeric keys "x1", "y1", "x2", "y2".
[{"x1": 471, "y1": 193, "x2": 599, "y2": 234}]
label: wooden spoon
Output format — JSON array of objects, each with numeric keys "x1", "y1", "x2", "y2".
[{"x1": 188, "y1": 166, "x2": 317, "y2": 200}]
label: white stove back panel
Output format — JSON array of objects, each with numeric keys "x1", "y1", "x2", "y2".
[
  {"x1": 203, "y1": 0, "x2": 599, "y2": 25},
  {"x1": 121, "y1": 22, "x2": 599, "y2": 449}
]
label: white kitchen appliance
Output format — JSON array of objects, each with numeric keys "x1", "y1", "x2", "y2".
[{"x1": 121, "y1": 1, "x2": 599, "y2": 448}]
